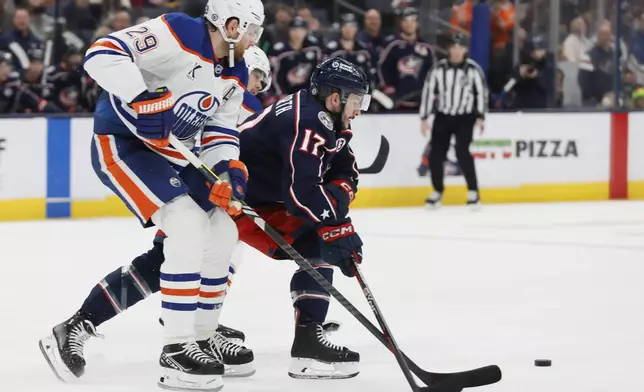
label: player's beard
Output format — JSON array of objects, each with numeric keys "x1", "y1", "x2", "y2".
[{"x1": 233, "y1": 43, "x2": 247, "y2": 61}]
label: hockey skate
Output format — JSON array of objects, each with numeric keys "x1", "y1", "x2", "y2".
[
  {"x1": 216, "y1": 324, "x2": 245, "y2": 345},
  {"x1": 158, "y1": 341, "x2": 224, "y2": 392},
  {"x1": 288, "y1": 323, "x2": 359, "y2": 379},
  {"x1": 467, "y1": 190, "x2": 481, "y2": 211},
  {"x1": 160, "y1": 318, "x2": 245, "y2": 345},
  {"x1": 39, "y1": 311, "x2": 102, "y2": 382},
  {"x1": 424, "y1": 190, "x2": 443, "y2": 209},
  {"x1": 198, "y1": 331, "x2": 255, "y2": 377}
]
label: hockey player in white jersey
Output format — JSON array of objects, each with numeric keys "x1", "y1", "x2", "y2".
[
  {"x1": 239, "y1": 45, "x2": 270, "y2": 123},
  {"x1": 38, "y1": 46, "x2": 271, "y2": 385},
  {"x1": 38, "y1": 1, "x2": 265, "y2": 391}
]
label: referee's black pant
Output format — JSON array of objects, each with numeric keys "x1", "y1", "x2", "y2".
[{"x1": 428, "y1": 113, "x2": 479, "y2": 193}]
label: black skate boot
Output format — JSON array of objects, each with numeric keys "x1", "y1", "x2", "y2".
[
  {"x1": 199, "y1": 331, "x2": 255, "y2": 377},
  {"x1": 466, "y1": 190, "x2": 481, "y2": 210},
  {"x1": 288, "y1": 323, "x2": 360, "y2": 379},
  {"x1": 216, "y1": 324, "x2": 245, "y2": 344},
  {"x1": 158, "y1": 341, "x2": 224, "y2": 391},
  {"x1": 424, "y1": 190, "x2": 442, "y2": 209},
  {"x1": 39, "y1": 310, "x2": 102, "y2": 382}
]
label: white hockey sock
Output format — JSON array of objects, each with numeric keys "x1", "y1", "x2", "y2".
[
  {"x1": 153, "y1": 196, "x2": 210, "y2": 345},
  {"x1": 195, "y1": 209, "x2": 238, "y2": 340}
]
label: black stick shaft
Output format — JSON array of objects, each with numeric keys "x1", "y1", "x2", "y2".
[{"x1": 353, "y1": 263, "x2": 420, "y2": 391}]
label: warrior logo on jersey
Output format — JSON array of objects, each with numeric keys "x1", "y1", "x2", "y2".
[
  {"x1": 214, "y1": 64, "x2": 224, "y2": 76},
  {"x1": 287, "y1": 64, "x2": 314, "y2": 85},
  {"x1": 173, "y1": 91, "x2": 219, "y2": 140},
  {"x1": 398, "y1": 56, "x2": 424, "y2": 78}
]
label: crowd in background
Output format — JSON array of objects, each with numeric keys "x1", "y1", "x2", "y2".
[{"x1": 0, "y1": 0, "x2": 643, "y2": 114}]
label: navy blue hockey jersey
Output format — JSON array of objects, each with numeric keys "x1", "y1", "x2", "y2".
[
  {"x1": 268, "y1": 38, "x2": 322, "y2": 97},
  {"x1": 239, "y1": 90, "x2": 359, "y2": 226},
  {"x1": 377, "y1": 35, "x2": 434, "y2": 107}
]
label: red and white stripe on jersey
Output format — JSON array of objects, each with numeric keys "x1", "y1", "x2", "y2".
[
  {"x1": 93, "y1": 134, "x2": 164, "y2": 221},
  {"x1": 288, "y1": 91, "x2": 337, "y2": 223}
]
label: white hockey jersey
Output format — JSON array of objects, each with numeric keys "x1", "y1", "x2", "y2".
[{"x1": 84, "y1": 13, "x2": 248, "y2": 168}]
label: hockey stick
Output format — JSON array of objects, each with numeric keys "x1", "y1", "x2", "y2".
[
  {"x1": 168, "y1": 134, "x2": 502, "y2": 391},
  {"x1": 357, "y1": 135, "x2": 390, "y2": 175}
]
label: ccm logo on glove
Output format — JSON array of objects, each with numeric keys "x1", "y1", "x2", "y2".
[{"x1": 319, "y1": 224, "x2": 355, "y2": 241}]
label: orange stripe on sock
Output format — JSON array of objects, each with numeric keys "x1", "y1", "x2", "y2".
[
  {"x1": 199, "y1": 290, "x2": 226, "y2": 298},
  {"x1": 161, "y1": 287, "x2": 201, "y2": 296}
]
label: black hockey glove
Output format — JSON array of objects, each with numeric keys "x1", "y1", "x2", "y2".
[{"x1": 317, "y1": 218, "x2": 363, "y2": 277}]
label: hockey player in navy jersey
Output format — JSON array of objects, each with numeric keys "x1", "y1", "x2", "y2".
[
  {"x1": 231, "y1": 57, "x2": 369, "y2": 379},
  {"x1": 324, "y1": 14, "x2": 375, "y2": 90},
  {"x1": 268, "y1": 16, "x2": 322, "y2": 100},
  {"x1": 38, "y1": 0, "x2": 265, "y2": 390},
  {"x1": 377, "y1": 7, "x2": 434, "y2": 109}
]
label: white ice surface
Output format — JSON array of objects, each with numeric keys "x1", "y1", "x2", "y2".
[{"x1": 2, "y1": 201, "x2": 644, "y2": 392}]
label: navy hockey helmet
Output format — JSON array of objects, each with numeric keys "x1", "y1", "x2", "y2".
[{"x1": 310, "y1": 57, "x2": 371, "y2": 111}]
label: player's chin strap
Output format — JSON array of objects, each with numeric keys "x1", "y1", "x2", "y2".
[
  {"x1": 168, "y1": 133, "x2": 502, "y2": 392},
  {"x1": 228, "y1": 42, "x2": 234, "y2": 67}
]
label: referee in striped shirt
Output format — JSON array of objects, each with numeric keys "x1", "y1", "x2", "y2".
[{"x1": 419, "y1": 33, "x2": 487, "y2": 209}]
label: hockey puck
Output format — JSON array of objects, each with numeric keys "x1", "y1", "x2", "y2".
[{"x1": 534, "y1": 359, "x2": 552, "y2": 367}]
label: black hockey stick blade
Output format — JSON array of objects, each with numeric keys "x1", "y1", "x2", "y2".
[
  {"x1": 411, "y1": 361, "x2": 502, "y2": 389},
  {"x1": 358, "y1": 135, "x2": 390, "y2": 174}
]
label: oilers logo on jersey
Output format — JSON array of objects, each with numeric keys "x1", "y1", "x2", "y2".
[{"x1": 173, "y1": 91, "x2": 219, "y2": 140}]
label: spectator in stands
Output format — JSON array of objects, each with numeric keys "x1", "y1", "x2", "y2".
[
  {"x1": 490, "y1": 0, "x2": 514, "y2": 50},
  {"x1": 0, "y1": 50, "x2": 60, "y2": 113},
  {"x1": 378, "y1": 7, "x2": 434, "y2": 110},
  {"x1": 512, "y1": 35, "x2": 554, "y2": 109},
  {"x1": 579, "y1": 21, "x2": 615, "y2": 107},
  {"x1": 562, "y1": 16, "x2": 591, "y2": 62},
  {"x1": 296, "y1": 5, "x2": 322, "y2": 42},
  {"x1": 358, "y1": 9, "x2": 385, "y2": 55},
  {"x1": 45, "y1": 47, "x2": 85, "y2": 112},
  {"x1": 0, "y1": 8, "x2": 43, "y2": 73},
  {"x1": 111, "y1": 9, "x2": 132, "y2": 31},
  {"x1": 63, "y1": 0, "x2": 98, "y2": 45},
  {"x1": 450, "y1": 0, "x2": 476, "y2": 34},
  {"x1": 262, "y1": 4, "x2": 293, "y2": 52},
  {"x1": 27, "y1": 0, "x2": 54, "y2": 41}
]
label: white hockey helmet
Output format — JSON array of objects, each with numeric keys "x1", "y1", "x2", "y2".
[
  {"x1": 204, "y1": 0, "x2": 265, "y2": 66},
  {"x1": 244, "y1": 45, "x2": 271, "y2": 93}
]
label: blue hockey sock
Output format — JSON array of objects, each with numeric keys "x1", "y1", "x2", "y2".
[
  {"x1": 80, "y1": 242, "x2": 164, "y2": 326},
  {"x1": 290, "y1": 260, "x2": 333, "y2": 325}
]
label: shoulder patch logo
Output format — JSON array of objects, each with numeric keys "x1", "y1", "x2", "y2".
[{"x1": 318, "y1": 111, "x2": 334, "y2": 130}]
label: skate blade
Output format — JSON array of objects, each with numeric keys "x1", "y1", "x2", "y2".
[
  {"x1": 223, "y1": 362, "x2": 256, "y2": 378},
  {"x1": 468, "y1": 202, "x2": 481, "y2": 211},
  {"x1": 425, "y1": 201, "x2": 442, "y2": 210},
  {"x1": 288, "y1": 358, "x2": 359, "y2": 380},
  {"x1": 38, "y1": 335, "x2": 79, "y2": 383},
  {"x1": 158, "y1": 369, "x2": 223, "y2": 392}
]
